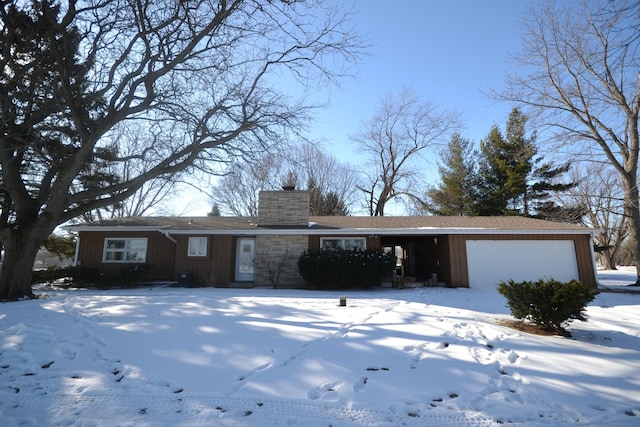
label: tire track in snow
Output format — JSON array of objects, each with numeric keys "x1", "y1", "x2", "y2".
[{"x1": 3, "y1": 392, "x2": 502, "y2": 426}]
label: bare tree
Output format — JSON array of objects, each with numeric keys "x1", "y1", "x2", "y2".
[
  {"x1": 350, "y1": 87, "x2": 460, "y2": 216},
  {"x1": 211, "y1": 141, "x2": 359, "y2": 216},
  {"x1": 0, "y1": 0, "x2": 364, "y2": 300},
  {"x1": 77, "y1": 123, "x2": 181, "y2": 221},
  {"x1": 564, "y1": 164, "x2": 627, "y2": 270},
  {"x1": 211, "y1": 153, "x2": 283, "y2": 217},
  {"x1": 295, "y1": 142, "x2": 360, "y2": 214},
  {"x1": 498, "y1": 0, "x2": 640, "y2": 283}
]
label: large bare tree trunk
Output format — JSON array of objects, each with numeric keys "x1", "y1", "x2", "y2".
[
  {"x1": 597, "y1": 238, "x2": 618, "y2": 270},
  {"x1": 0, "y1": 227, "x2": 48, "y2": 300},
  {"x1": 622, "y1": 177, "x2": 640, "y2": 285}
]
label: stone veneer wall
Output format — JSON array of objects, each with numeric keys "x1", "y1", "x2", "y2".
[
  {"x1": 257, "y1": 190, "x2": 310, "y2": 226},
  {"x1": 254, "y1": 234, "x2": 308, "y2": 287},
  {"x1": 255, "y1": 190, "x2": 310, "y2": 287}
]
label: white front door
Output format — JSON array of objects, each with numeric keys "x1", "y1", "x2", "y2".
[{"x1": 235, "y1": 238, "x2": 255, "y2": 282}]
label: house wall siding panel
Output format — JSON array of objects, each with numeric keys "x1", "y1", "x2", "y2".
[
  {"x1": 173, "y1": 235, "x2": 234, "y2": 286},
  {"x1": 448, "y1": 235, "x2": 469, "y2": 287},
  {"x1": 77, "y1": 231, "x2": 176, "y2": 281}
]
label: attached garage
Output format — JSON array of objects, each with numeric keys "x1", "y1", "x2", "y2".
[{"x1": 466, "y1": 240, "x2": 580, "y2": 290}]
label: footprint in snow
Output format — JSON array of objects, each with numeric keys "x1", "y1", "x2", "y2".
[
  {"x1": 307, "y1": 380, "x2": 343, "y2": 400},
  {"x1": 353, "y1": 376, "x2": 368, "y2": 393},
  {"x1": 238, "y1": 362, "x2": 272, "y2": 381},
  {"x1": 507, "y1": 350, "x2": 520, "y2": 364}
]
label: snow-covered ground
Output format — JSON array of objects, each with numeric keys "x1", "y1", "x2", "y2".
[{"x1": 1, "y1": 270, "x2": 639, "y2": 426}]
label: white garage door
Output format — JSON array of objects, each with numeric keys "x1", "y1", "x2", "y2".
[{"x1": 466, "y1": 240, "x2": 579, "y2": 290}]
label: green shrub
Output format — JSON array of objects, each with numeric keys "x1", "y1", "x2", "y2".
[
  {"x1": 298, "y1": 249, "x2": 395, "y2": 289},
  {"x1": 32, "y1": 264, "x2": 152, "y2": 289},
  {"x1": 497, "y1": 278, "x2": 597, "y2": 336},
  {"x1": 32, "y1": 265, "x2": 103, "y2": 287}
]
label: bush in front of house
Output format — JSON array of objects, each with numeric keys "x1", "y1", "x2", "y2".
[
  {"x1": 298, "y1": 249, "x2": 396, "y2": 289},
  {"x1": 497, "y1": 278, "x2": 597, "y2": 336},
  {"x1": 32, "y1": 264, "x2": 152, "y2": 288},
  {"x1": 32, "y1": 265, "x2": 103, "y2": 287}
]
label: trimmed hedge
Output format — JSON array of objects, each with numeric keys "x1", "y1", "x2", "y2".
[
  {"x1": 298, "y1": 249, "x2": 395, "y2": 289},
  {"x1": 497, "y1": 278, "x2": 597, "y2": 336},
  {"x1": 32, "y1": 265, "x2": 103, "y2": 287},
  {"x1": 32, "y1": 263, "x2": 152, "y2": 288}
]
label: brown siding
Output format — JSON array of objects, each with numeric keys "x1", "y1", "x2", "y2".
[
  {"x1": 447, "y1": 234, "x2": 596, "y2": 288},
  {"x1": 435, "y1": 236, "x2": 452, "y2": 286},
  {"x1": 173, "y1": 235, "x2": 235, "y2": 286},
  {"x1": 77, "y1": 231, "x2": 176, "y2": 281},
  {"x1": 449, "y1": 235, "x2": 469, "y2": 287}
]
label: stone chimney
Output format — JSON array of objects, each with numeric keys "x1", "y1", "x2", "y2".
[{"x1": 257, "y1": 190, "x2": 310, "y2": 227}]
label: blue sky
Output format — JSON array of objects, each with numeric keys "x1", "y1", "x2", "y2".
[
  {"x1": 311, "y1": 0, "x2": 533, "y2": 163},
  {"x1": 184, "y1": 1, "x2": 536, "y2": 216}
]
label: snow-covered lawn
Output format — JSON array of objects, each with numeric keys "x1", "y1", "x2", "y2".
[{"x1": 1, "y1": 271, "x2": 639, "y2": 426}]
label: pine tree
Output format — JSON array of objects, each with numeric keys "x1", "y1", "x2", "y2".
[
  {"x1": 474, "y1": 125, "x2": 512, "y2": 215},
  {"x1": 308, "y1": 178, "x2": 348, "y2": 216},
  {"x1": 208, "y1": 203, "x2": 222, "y2": 217},
  {"x1": 527, "y1": 161, "x2": 580, "y2": 221},
  {"x1": 320, "y1": 191, "x2": 349, "y2": 216},
  {"x1": 503, "y1": 108, "x2": 536, "y2": 214},
  {"x1": 426, "y1": 133, "x2": 476, "y2": 215},
  {"x1": 473, "y1": 108, "x2": 577, "y2": 218}
]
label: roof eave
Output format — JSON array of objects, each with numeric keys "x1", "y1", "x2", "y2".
[{"x1": 66, "y1": 225, "x2": 595, "y2": 236}]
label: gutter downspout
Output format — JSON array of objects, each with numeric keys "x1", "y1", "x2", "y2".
[
  {"x1": 73, "y1": 234, "x2": 80, "y2": 266},
  {"x1": 161, "y1": 230, "x2": 177, "y2": 244},
  {"x1": 589, "y1": 231, "x2": 599, "y2": 288}
]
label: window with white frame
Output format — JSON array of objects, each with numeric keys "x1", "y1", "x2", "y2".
[
  {"x1": 103, "y1": 238, "x2": 147, "y2": 262},
  {"x1": 320, "y1": 237, "x2": 366, "y2": 251},
  {"x1": 188, "y1": 236, "x2": 208, "y2": 257}
]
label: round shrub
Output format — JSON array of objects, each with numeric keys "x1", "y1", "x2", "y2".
[{"x1": 497, "y1": 278, "x2": 597, "y2": 336}]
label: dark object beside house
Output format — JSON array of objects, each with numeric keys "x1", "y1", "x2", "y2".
[{"x1": 178, "y1": 271, "x2": 196, "y2": 287}]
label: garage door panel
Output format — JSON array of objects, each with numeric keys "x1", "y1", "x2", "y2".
[{"x1": 466, "y1": 240, "x2": 579, "y2": 289}]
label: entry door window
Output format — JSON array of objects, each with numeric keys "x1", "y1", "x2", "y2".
[{"x1": 235, "y1": 238, "x2": 255, "y2": 281}]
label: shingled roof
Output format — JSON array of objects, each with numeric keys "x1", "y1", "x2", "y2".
[{"x1": 66, "y1": 215, "x2": 594, "y2": 235}]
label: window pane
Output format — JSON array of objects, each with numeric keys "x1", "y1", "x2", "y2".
[
  {"x1": 188, "y1": 237, "x2": 207, "y2": 256},
  {"x1": 104, "y1": 238, "x2": 147, "y2": 262},
  {"x1": 107, "y1": 240, "x2": 125, "y2": 249},
  {"x1": 127, "y1": 239, "x2": 147, "y2": 250},
  {"x1": 105, "y1": 251, "x2": 123, "y2": 261},
  {"x1": 344, "y1": 239, "x2": 364, "y2": 250},
  {"x1": 322, "y1": 239, "x2": 341, "y2": 250}
]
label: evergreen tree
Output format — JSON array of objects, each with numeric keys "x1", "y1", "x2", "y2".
[
  {"x1": 503, "y1": 108, "x2": 536, "y2": 214},
  {"x1": 474, "y1": 125, "x2": 512, "y2": 215},
  {"x1": 425, "y1": 133, "x2": 476, "y2": 215},
  {"x1": 473, "y1": 108, "x2": 576, "y2": 218},
  {"x1": 319, "y1": 191, "x2": 349, "y2": 216},
  {"x1": 208, "y1": 203, "x2": 221, "y2": 217},
  {"x1": 527, "y1": 161, "x2": 580, "y2": 221},
  {"x1": 308, "y1": 178, "x2": 348, "y2": 216}
]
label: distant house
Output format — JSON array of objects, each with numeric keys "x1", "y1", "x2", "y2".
[{"x1": 65, "y1": 190, "x2": 599, "y2": 289}]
